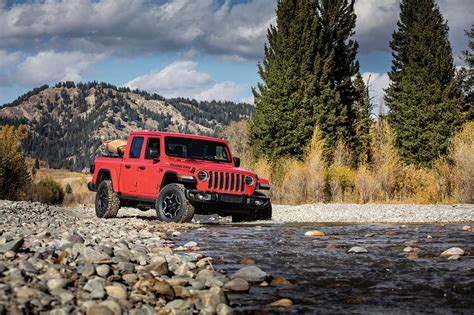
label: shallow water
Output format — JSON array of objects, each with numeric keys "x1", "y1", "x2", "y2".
[{"x1": 179, "y1": 223, "x2": 474, "y2": 314}]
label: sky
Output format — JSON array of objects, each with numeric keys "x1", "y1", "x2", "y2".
[{"x1": 0, "y1": 0, "x2": 473, "y2": 107}]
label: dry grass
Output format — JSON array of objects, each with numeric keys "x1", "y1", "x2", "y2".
[
  {"x1": 221, "y1": 119, "x2": 474, "y2": 205},
  {"x1": 34, "y1": 168, "x2": 94, "y2": 206}
]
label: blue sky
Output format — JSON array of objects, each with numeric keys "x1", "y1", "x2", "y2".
[{"x1": 0, "y1": 0, "x2": 472, "y2": 107}]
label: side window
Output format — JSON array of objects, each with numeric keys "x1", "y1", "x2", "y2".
[
  {"x1": 145, "y1": 138, "x2": 160, "y2": 160},
  {"x1": 129, "y1": 137, "x2": 144, "y2": 159}
]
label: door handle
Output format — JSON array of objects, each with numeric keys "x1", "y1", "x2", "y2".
[
  {"x1": 138, "y1": 166, "x2": 146, "y2": 170},
  {"x1": 125, "y1": 165, "x2": 131, "y2": 169}
]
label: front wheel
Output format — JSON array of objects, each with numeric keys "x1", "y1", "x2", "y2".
[
  {"x1": 257, "y1": 202, "x2": 272, "y2": 220},
  {"x1": 156, "y1": 184, "x2": 195, "y2": 223}
]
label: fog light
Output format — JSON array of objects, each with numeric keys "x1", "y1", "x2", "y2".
[
  {"x1": 197, "y1": 193, "x2": 212, "y2": 201},
  {"x1": 254, "y1": 199, "x2": 264, "y2": 206}
]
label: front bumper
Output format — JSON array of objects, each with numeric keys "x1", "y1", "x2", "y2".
[{"x1": 185, "y1": 189, "x2": 269, "y2": 208}]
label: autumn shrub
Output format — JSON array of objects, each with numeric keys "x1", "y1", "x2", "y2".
[
  {"x1": 432, "y1": 158, "x2": 456, "y2": 202},
  {"x1": 354, "y1": 166, "x2": 380, "y2": 203},
  {"x1": 303, "y1": 128, "x2": 326, "y2": 202},
  {"x1": 394, "y1": 165, "x2": 439, "y2": 204},
  {"x1": 370, "y1": 119, "x2": 401, "y2": 201},
  {"x1": 28, "y1": 177, "x2": 65, "y2": 205},
  {"x1": 0, "y1": 125, "x2": 31, "y2": 200},
  {"x1": 450, "y1": 122, "x2": 474, "y2": 203},
  {"x1": 326, "y1": 165, "x2": 355, "y2": 202}
]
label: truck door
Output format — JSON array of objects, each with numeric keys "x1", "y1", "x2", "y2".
[
  {"x1": 121, "y1": 136, "x2": 144, "y2": 195},
  {"x1": 137, "y1": 136, "x2": 163, "y2": 198}
]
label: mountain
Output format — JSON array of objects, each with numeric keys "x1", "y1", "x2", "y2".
[{"x1": 0, "y1": 81, "x2": 254, "y2": 170}]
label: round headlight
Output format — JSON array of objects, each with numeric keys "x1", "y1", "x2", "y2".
[
  {"x1": 245, "y1": 176, "x2": 255, "y2": 186},
  {"x1": 197, "y1": 171, "x2": 209, "y2": 181}
]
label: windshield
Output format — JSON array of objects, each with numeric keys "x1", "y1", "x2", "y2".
[{"x1": 164, "y1": 136, "x2": 231, "y2": 162}]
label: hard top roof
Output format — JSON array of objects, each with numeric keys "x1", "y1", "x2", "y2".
[{"x1": 129, "y1": 131, "x2": 227, "y2": 143}]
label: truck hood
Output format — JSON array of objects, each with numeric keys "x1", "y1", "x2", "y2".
[{"x1": 164, "y1": 158, "x2": 255, "y2": 176}]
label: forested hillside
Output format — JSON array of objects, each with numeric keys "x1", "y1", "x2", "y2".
[{"x1": 0, "y1": 81, "x2": 253, "y2": 170}]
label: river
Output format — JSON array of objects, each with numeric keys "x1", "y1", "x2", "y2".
[{"x1": 180, "y1": 222, "x2": 474, "y2": 314}]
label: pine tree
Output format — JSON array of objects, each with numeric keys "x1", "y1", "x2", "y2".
[
  {"x1": 385, "y1": 0, "x2": 465, "y2": 166},
  {"x1": 352, "y1": 73, "x2": 373, "y2": 164},
  {"x1": 307, "y1": 0, "x2": 360, "y2": 161},
  {"x1": 251, "y1": 0, "x2": 360, "y2": 161},
  {"x1": 460, "y1": 25, "x2": 474, "y2": 120},
  {"x1": 250, "y1": 0, "x2": 317, "y2": 160}
]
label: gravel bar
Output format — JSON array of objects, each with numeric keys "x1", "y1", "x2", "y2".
[{"x1": 272, "y1": 203, "x2": 474, "y2": 223}]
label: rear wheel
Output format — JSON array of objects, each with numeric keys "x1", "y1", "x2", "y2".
[
  {"x1": 156, "y1": 184, "x2": 195, "y2": 223},
  {"x1": 95, "y1": 180, "x2": 120, "y2": 218}
]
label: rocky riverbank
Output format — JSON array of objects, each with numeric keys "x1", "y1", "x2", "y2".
[
  {"x1": 0, "y1": 200, "x2": 270, "y2": 315},
  {"x1": 272, "y1": 203, "x2": 474, "y2": 223}
]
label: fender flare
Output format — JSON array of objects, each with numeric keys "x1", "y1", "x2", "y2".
[{"x1": 96, "y1": 168, "x2": 120, "y2": 192}]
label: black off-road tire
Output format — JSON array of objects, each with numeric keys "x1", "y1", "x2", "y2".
[
  {"x1": 257, "y1": 202, "x2": 272, "y2": 220},
  {"x1": 156, "y1": 184, "x2": 195, "y2": 223},
  {"x1": 95, "y1": 180, "x2": 120, "y2": 218}
]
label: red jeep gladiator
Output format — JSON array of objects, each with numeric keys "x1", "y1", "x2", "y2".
[{"x1": 88, "y1": 131, "x2": 271, "y2": 223}]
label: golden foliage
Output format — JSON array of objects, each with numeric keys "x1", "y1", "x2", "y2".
[
  {"x1": 450, "y1": 122, "x2": 474, "y2": 203},
  {"x1": 0, "y1": 125, "x2": 31, "y2": 200}
]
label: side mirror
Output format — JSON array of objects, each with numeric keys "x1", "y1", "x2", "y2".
[{"x1": 233, "y1": 157, "x2": 241, "y2": 168}]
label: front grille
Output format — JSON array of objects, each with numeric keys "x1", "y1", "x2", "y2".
[{"x1": 208, "y1": 171, "x2": 246, "y2": 192}]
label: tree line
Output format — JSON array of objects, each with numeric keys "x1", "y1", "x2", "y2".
[{"x1": 250, "y1": 0, "x2": 473, "y2": 167}]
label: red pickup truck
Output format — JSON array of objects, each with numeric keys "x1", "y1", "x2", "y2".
[{"x1": 88, "y1": 131, "x2": 271, "y2": 223}]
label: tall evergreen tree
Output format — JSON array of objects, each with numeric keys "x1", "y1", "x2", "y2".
[
  {"x1": 250, "y1": 0, "x2": 317, "y2": 160},
  {"x1": 352, "y1": 73, "x2": 373, "y2": 164},
  {"x1": 385, "y1": 0, "x2": 464, "y2": 166},
  {"x1": 251, "y1": 0, "x2": 361, "y2": 161},
  {"x1": 460, "y1": 25, "x2": 474, "y2": 120}
]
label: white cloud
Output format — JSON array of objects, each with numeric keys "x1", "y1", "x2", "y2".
[
  {"x1": 14, "y1": 51, "x2": 105, "y2": 87},
  {"x1": 361, "y1": 72, "x2": 391, "y2": 107},
  {"x1": 194, "y1": 81, "x2": 245, "y2": 102},
  {"x1": 124, "y1": 60, "x2": 249, "y2": 103},
  {"x1": 0, "y1": 49, "x2": 21, "y2": 67},
  {"x1": 125, "y1": 61, "x2": 213, "y2": 98},
  {"x1": 0, "y1": 0, "x2": 275, "y2": 60},
  {"x1": 354, "y1": 0, "x2": 474, "y2": 60}
]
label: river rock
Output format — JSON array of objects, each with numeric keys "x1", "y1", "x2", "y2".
[
  {"x1": 0, "y1": 238, "x2": 24, "y2": 253},
  {"x1": 196, "y1": 287, "x2": 228, "y2": 310},
  {"x1": 216, "y1": 304, "x2": 234, "y2": 315},
  {"x1": 406, "y1": 253, "x2": 418, "y2": 259},
  {"x1": 223, "y1": 278, "x2": 250, "y2": 292},
  {"x1": 448, "y1": 254, "x2": 461, "y2": 260},
  {"x1": 347, "y1": 246, "x2": 368, "y2": 254},
  {"x1": 100, "y1": 300, "x2": 122, "y2": 315},
  {"x1": 239, "y1": 258, "x2": 256, "y2": 264},
  {"x1": 231, "y1": 266, "x2": 268, "y2": 283},
  {"x1": 96, "y1": 265, "x2": 110, "y2": 277},
  {"x1": 196, "y1": 269, "x2": 228, "y2": 284},
  {"x1": 165, "y1": 299, "x2": 192, "y2": 313},
  {"x1": 183, "y1": 241, "x2": 198, "y2": 248},
  {"x1": 47, "y1": 279, "x2": 70, "y2": 291},
  {"x1": 462, "y1": 225, "x2": 473, "y2": 232},
  {"x1": 269, "y1": 298, "x2": 293, "y2": 307},
  {"x1": 87, "y1": 304, "x2": 114, "y2": 315},
  {"x1": 105, "y1": 285, "x2": 127, "y2": 300},
  {"x1": 440, "y1": 247, "x2": 464, "y2": 257},
  {"x1": 84, "y1": 278, "x2": 106, "y2": 293},
  {"x1": 271, "y1": 278, "x2": 291, "y2": 285},
  {"x1": 304, "y1": 230, "x2": 325, "y2": 237}
]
